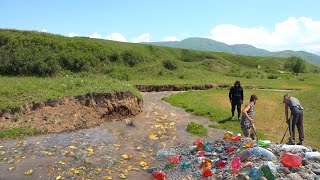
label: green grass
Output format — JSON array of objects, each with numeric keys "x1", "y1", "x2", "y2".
[
  {"x1": 164, "y1": 77, "x2": 320, "y2": 150},
  {"x1": 186, "y1": 121, "x2": 208, "y2": 136},
  {"x1": 0, "y1": 75, "x2": 139, "y2": 110},
  {"x1": 0, "y1": 127, "x2": 47, "y2": 139}
]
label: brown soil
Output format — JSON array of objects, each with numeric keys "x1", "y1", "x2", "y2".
[
  {"x1": 134, "y1": 84, "x2": 231, "y2": 92},
  {"x1": 0, "y1": 91, "x2": 143, "y2": 133}
]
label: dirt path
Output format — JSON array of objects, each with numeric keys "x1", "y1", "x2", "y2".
[{"x1": 0, "y1": 91, "x2": 224, "y2": 180}]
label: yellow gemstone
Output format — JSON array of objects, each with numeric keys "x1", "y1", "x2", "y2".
[
  {"x1": 69, "y1": 146, "x2": 77, "y2": 149},
  {"x1": 139, "y1": 161, "x2": 147, "y2": 167},
  {"x1": 24, "y1": 169, "x2": 33, "y2": 175},
  {"x1": 57, "y1": 161, "x2": 65, "y2": 165},
  {"x1": 122, "y1": 154, "x2": 129, "y2": 159},
  {"x1": 119, "y1": 174, "x2": 126, "y2": 179}
]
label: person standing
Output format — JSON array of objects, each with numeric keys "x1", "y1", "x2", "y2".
[
  {"x1": 240, "y1": 94, "x2": 258, "y2": 140},
  {"x1": 283, "y1": 94, "x2": 304, "y2": 145},
  {"x1": 229, "y1": 80, "x2": 244, "y2": 120}
]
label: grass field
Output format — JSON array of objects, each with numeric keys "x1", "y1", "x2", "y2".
[
  {"x1": 164, "y1": 74, "x2": 320, "y2": 149},
  {"x1": 0, "y1": 75, "x2": 138, "y2": 110}
]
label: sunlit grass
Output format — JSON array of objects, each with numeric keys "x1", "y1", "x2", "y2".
[
  {"x1": 0, "y1": 127, "x2": 47, "y2": 139},
  {"x1": 164, "y1": 84, "x2": 320, "y2": 150}
]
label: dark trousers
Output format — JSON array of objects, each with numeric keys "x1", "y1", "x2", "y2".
[
  {"x1": 289, "y1": 112, "x2": 304, "y2": 142},
  {"x1": 231, "y1": 101, "x2": 241, "y2": 118}
]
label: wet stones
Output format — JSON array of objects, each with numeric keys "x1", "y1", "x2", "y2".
[{"x1": 287, "y1": 173, "x2": 303, "y2": 180}]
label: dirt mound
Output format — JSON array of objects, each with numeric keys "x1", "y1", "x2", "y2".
[{"x1": 0, "y1": 91, "x2": 143, "y2": 133}]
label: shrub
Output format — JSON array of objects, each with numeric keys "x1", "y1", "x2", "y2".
[
  {"x1": 186, "y1": 121, "x2": 208, "y2": 136},
  {"x1": 109, "y1": 52, "x2": 120, "y2": 62},
  {"x1": 163, "y1": 60, "x2": 177, "y2": 70},
  {"x1": 121, "y1": 50, "x2": 144, "y2": 67},
  {"x1": 267, "y1": 74, "x2": 278, "y2": 79}
]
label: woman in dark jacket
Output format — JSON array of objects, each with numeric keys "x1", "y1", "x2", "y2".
[{"x1": 229, "y1": 80, "x2": 244, "y2": 120}]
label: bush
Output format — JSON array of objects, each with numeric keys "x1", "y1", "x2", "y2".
[
  {"x1": 163, "y1": 60, "x2": 177, "y2": 70},
  {"x1": 121, "y1": 50, "x2": 144, "y2": 67},
  {"x1": 267, "y1": 74, "x2": 278, "y2": 79},
  {"x1": 109, "y1": 52, "x2": 120, "y2": 62},
  {"x1": 186, "y1": 121, "x2": 208, "y2": 136}
]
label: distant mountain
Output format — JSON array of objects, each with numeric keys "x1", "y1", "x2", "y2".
[
  {"x1": 314, "y1": 51, "x2": 320, "y2": 56},
  {"x1": 147, "y1": 37, "x2": 320, "y2": 66}
]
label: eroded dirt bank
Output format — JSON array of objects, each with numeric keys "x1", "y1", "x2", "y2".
[
  {"x1": 134, "y1": 84, "x2": 230, "y2": 92},
  {"x1": 0, "y1": 91, "x2": 143, "y2": 133}
]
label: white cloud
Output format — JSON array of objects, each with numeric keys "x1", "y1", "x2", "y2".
[
  {"x1": 162, "y1": 36, "x2": 177, "y2": 41},
  {"x1": 41, "y1": 29, "x2": 48, "y2": 33},
  {"x1": 105, "y1": 32, "x2": 127, "y2": 42},
  {"x1": 209, "y1": 17, "x2": 320, "y2": 52},
  {"x1": 68, "y1": 32, "x2": 79, "y2": 37},
  {"x1": 89, "y1": 32, "x2": 103, "y2": 39},
  {"x1": 132, "y1": 33, "x2": 151, "y2": 42}
]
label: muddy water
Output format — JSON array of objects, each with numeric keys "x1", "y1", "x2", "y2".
[{"x1": 0, "y1": 91, "x2": 224, "y2": 179}]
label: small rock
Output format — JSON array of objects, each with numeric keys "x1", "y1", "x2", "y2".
[
  {"x1": 287, "y1": 173, "x2": 303, "y2": 180},
  {"x1": 314, "y1": 156, "x2": 320, "y2": 162},
  {"x1": 84, "y1": 158, "x2": 93, "y2": 164},
  {"x1": 302, "y1": 158, "x2": 310, "y2": 166},
  {"x1": 281, "y1": 167, "x2": 291, "y2": 174},
  {"x1": 220, "y1": 155, "x2": 228, "y2": 161},
  {"x1": 289, "y1": 167, "x2": 301, "y2": 173},
  {"x1": 314, "y1": 169, "x2": 320, "y2": 175},
  {"x1": 235, "y1": 174, "x2": 250, "y2": 180}
]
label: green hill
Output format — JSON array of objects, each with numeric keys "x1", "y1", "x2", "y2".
[
  {"x1": 0, "y1": 29, "x2": 319, "y2": 79},
  {"x1": 148, "y1": 37, "x2": 320, "y2": 66}
]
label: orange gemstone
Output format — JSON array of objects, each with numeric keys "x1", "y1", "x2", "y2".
[
  {"x1": 200, "y1": 159, "x2": 213, "y2": 168},
  {"x1": 197, "y1": 143, "x2": 205, "y2": 151}
]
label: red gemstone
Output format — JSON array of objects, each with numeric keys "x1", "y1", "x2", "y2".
[
  {"x1": 202, "y1": 167, "x2": 213, "y2": 177},
  {"x1": 216, "y1": 160, "x2": 227, "y2": 168},
  {"x1": 151, "y1": 170, "x2": 167, "y2": 180},
  {"x1": 194, "y1": 139, "x2": 203, "y2": 145},
  {"x1": 231, "y1": 157, "x2": 241, "y2": 170},
  {"x1": 280, "y1": 152, "x2": 302, "y2": 167}
]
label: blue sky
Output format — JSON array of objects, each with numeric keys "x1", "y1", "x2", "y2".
[{"x1": 1, "y1": 0, "x2": 320, "y2": 53}]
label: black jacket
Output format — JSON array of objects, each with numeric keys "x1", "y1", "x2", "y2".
[{"x1": 229, "y1": 86, "x2": 244, "y2": 102}]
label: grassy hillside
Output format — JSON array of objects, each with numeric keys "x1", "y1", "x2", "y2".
[
  {"x1": 1, "y1": 29, "x2": 319, "y2": 79},
  {"x1": 148, "y1": 37, "x2": 320, "y2": 66}
]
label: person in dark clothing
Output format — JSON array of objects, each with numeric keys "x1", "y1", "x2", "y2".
[
  {"x1": 229, "y1": 80, "x2": 244, "y2": 120},
  {"x1": 283, "y1": 94, "x2": 304, "y2": 145}
]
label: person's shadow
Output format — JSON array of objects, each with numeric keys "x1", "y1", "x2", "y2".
[{"x1": 218, "y1": 117, "x2": 237, "y2": 124}]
